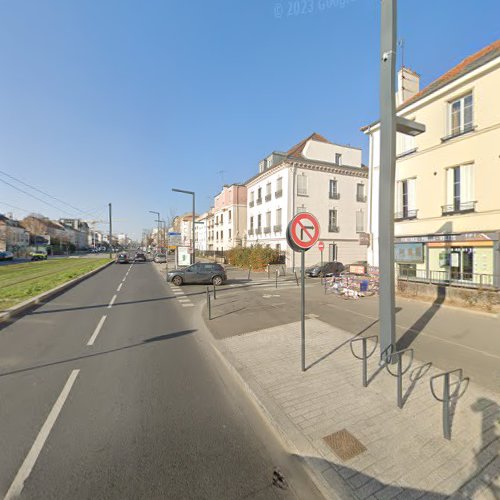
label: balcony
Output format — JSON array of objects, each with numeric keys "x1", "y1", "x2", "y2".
[
  {"x1": 249, "y1": 201, "x2": 254, "y2": 208},
  {"x1": 329, "y1": 192, "x2": 340, "y2": 200},
  {"x1": 248, "y1": 229, "x2": 254, "y2": 236},
  {"x1": 255, "y1": 227, "x2": 262, "y2": 235},
  {"x1": 441, "y1": 201, "x2": 477, "y2": 215},
  {"x1": 265, "y1": 194, "x2": 271, "y2": 202},
  {"x1": 275, "y1": 189, "x2": 282, "y2": 198},
  {"x1": 328, "y1": 225, "x2": 339, "y2": 233},
  {"x1": 273, "y1": 224, "x2": 282, "y2": 233},
  {"x1": 395, "y1": 209, "x2": 418, "y2": 221},
  {"x1": 356, "y1": 195, "x2": 367, "y2": 202},
  {"x1": 256, "y1": 198, "x2": 262, "y2": 205},
  {"x1": 441, "y1": 124, "x2": 476, "y2": 143},
  {"x1": 264, "y1": 226, "x2": 271, "y2": 234}
]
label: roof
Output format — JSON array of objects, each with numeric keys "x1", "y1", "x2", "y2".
[
  {"x1": 361, "y1": 39, "x2": 500, "y2": 131},
  {"x1": 286, "y1": 132, "x2": 331, "y2": 158}
]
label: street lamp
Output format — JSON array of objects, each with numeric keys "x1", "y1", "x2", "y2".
[
  {"x1": 149, "y1": 211, "x2": 161, "y2": 250},
  {"x1": 172, "y1": 188, "x2": 196, "y2": 264},
  {"x1": 379, "y1": 0, "x2": 425, "y2": 357}
]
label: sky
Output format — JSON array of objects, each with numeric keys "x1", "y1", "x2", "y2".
[{"x1": 1, "y1": 0, "x2": 499, "y2": 240}]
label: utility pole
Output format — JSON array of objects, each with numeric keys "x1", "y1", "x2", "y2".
[
  {"x1": 149, "y1": 211, "x2": 161, "y2": 251},
  {"x1": 108, "y1": 203, "x2": 112, "y2": 259}
]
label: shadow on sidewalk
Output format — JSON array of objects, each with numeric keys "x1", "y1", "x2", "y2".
[{"x1": 396, "y1": 286, "x2": 446, "y2": 351}]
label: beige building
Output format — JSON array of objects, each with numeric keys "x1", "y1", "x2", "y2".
[
  {"x1": 363, "y1": 40, "x2": 500, "y2": 287},
  {"x1": 213, "y1": 184, "x2": 247, "y2": 251}
]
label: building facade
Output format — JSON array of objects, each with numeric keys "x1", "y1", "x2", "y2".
[
  {"x1": 245, "y1": 133, "x2": 368, "y2": 267},
  {"x1": 363, "y1": 40, "x2": 500, "y2": 287},
  {"x1": 195, "y1": 212, "x2": 209, "y2": 252},
  {"x1": 0, "y1": 214, "x2": 30, "y2": 252},
  {"x1": 213, "y1": 184, "x2": 247, "y2": 252}
]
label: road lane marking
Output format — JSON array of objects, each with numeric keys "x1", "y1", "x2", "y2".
[
  {"x1": 182, "y1": 303, "x2": 194, "y2": 307},
  {"x1": 117, "y1": 283, "x2": 123, "y2": 292},
  {"x1": 107, "y1": 295, "x2": 117, "y2": 309},
  {"x1": 178, "y1": 298, "x2": 190, "y2": 302},
  {"x1": 4, "y1": 370, "x2": 80, "y2": 500},
  {"x1": 87, "y1": 315, "x2": 107, "y2": 346},
  {"x1": 122, "y1": 277, "x2": 126, "y2": 283}
]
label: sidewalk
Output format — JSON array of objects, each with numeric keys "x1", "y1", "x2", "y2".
[{"x1": 202, "y1": 279, "x2": 500, "y2": 499}]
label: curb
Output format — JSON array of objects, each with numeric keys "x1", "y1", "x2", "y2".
[{"x1": 0, "y1": 259, "x2": 114, "y2": 326}]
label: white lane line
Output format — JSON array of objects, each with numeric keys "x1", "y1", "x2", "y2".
[
  {"x1": 181, "y1": 303, "x2": 194, "y2": 307},
  {"x1": 117, "y1": 283, "x2": 123, "y2": 292},
  {"x1": 107, "y1": 295, "x2": 117, "y2": 309},
  {"x1": 87, "y1": 315, "x2": 107, "y2": 346},
  {"x1": 122, "y1": 277, "x2": 126, "y2": 283},
  {"x1": 172, "y1": 291, "x2": 184, "y2": 295},
  {"x1": 4, "y1": 370, "x2": 80, "y2": 500},
  {"x1": 178, "y1": 298, "x2": 190, "y2": 302}
]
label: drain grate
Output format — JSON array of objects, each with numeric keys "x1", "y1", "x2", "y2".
[{"x1": 323, "y1": 429, "x2": 367, "y2": 461}]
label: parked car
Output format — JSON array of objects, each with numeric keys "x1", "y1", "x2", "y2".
[
  {"x1": 116, "y1": 253, "x2": 129, "y2": 264},
  {"x1": 305, "y1": 261, "x2": 344, "y2": 278},
  {"x1": 154, "y1": 253, "x2": 167, "y2": 263},
  {"x1": 30, "y1": 250, "x2": 48, "y2": 261},
  {"x1": 0, "y1": 251, "x2": 14, "y2": 261},
  {"x1": 167, "y1": 262, "x2": 227, "y2": 286},
  {"x1": 134, "y1": 252, "x2": 147, "y2": 262}
]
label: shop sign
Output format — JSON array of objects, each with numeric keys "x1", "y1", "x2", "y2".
[{"x1": 395, "y1": 243, "x2": 424, "y2": 263}]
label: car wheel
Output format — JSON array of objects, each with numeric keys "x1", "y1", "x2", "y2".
[
  {"x1": 212, "y1": 275, "x2": 223, "y2": 286},
  {"x1": 172, "y1": 275, "x2": 183, "y2": 286}
]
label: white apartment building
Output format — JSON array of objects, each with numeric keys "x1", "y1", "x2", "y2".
[
  {"x1": 213, "y1": 184, "x2": 247, "y2": 251},
  {"x1": 245, "y1": 133, "x2": 368, "y2": 268},
  {"x1": 195, "y1": 212, "x2": 209, "y2": 252}
]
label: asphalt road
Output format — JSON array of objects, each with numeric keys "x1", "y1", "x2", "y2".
[{"x1": 0, "y1": 261, "x2": 323, "y2": 499}]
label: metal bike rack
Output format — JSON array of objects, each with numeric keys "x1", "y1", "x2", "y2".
[
  {"x1": 350, "y1": 335, "x2": 379, "y2": 387},
  {"x1": 382, "y1": 346, "x2": 414, "y2": 408},
  {"x1": 430, "y1": 369, "x2": 469, "y2": 440}
]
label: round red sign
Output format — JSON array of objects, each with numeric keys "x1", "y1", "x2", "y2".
[
  {"x1": 318, "y1": 241, "x2": 324, "y2": 251},
  {"x1": 287, "y1": 212, "x2": 320, "y2": 251}
]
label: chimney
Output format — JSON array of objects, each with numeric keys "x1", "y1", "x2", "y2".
[{"x1": 397, "y1": 67, "x2": 420, "y2": 106}]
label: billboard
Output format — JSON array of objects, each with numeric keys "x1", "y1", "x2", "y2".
[
  {"x1": 176, "y1": 246, "x2": 191, "y2": 266},
  {"x1": 395, "y1": 243, "x2": 424, "y2": 263}
]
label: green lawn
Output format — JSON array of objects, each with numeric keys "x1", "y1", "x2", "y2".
[{"x1": 0, "y1": 258, "x2": 111, "y2": 312}]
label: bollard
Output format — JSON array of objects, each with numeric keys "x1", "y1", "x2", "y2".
[
  {"x1": 206, "y1": 286, "x2": 212, "y2": 320},
  {"x1": 213, "y1": 282, "x2": 216, "y2": 300},
  {"x1": 247, "y1": 266, "x2": 251, "y2": 281},
  {"x1": 268, "y1": 265, "x2": 270, "y2": 279},
  {"x1": 350, "y1": 336, "x2": 379, "y2": 387},
  {"x1": 275, "y1": 269, "x2": 278, "y2": 289},
  {"x1": 383, "y1": 347, "x2": 414, "y2": 408},
  {"x1": 294, "y1": 270, "x2": 299, "y2": 286},
  {"x1": 430, "y1": 369, "x2": 469, "y2": 440}
]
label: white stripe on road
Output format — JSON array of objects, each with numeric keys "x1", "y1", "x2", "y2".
[
  {"x1": 4, "y1": 370, "x2": 80, "y2": 500},
  {"x1": 172, "y1": 291, "x2": 184, "y2": 295},
  {"x1": 107, "y1": 295, "x2": 117, "y2": 309},
  {"x1": 122, "y1": 277, "x2": 126, "y2": 283},
  {"x1": 117, "y1": 283, "x2": 123, "y2": 292},
  {"x1": 87, "y1": 315, "x2": 107, "y2": 346},
  {"x1": 178, "y1": 298, "x2": 190, "y2": 302},
  {"x1": 181, "y1": 303, "x2": 194, "y2": 307}
]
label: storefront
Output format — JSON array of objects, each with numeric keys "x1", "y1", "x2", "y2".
[{"x1": 395, "y1": 232, "x2": 500, "y2": 288}]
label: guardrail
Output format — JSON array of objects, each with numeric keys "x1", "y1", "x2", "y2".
[{"x1": 398, "y1": 269, "x2": 499, "y2": 290}]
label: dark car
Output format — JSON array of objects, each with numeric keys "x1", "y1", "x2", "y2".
[
  {"x1": 0, "y1": 251, "x2": 14, "y2": 261},
  {"x1": 134, "y1": 252, "x2": 147, "y2": 262},
  {"x1": 305, "y1": 261, "x2": 344, "y2": 278},
  {"x1": 167, "y1": 262, "x2": 227, "y2": 286},
  {"x1": 116, "y1": 253, "x2": 129, "y2": 264}
]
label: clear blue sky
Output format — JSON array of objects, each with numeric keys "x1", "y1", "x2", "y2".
[{"x1": 1, "y1": 0, "x2": 499, "y2": 239}]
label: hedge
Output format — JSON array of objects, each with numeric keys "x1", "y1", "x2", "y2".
[{"x1": 226, "y1": 245, "x2": 282, "y2": 270}]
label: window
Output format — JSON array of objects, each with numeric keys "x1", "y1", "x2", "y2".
[
  {"x1": 229, "y1": 228, "x2": 231, "y2": 239},
  {"x1": 266, "y1": 211, "x2": 271, "y2": 226},
  {"x1": 356, "y1": 183, "x2": 366, "y2": 202},
  {"x1": 276, "y1": 208, "x2": 281, "y2": 225},
  {"x1": 396, "y1": 178, "x2": 417, "y2": 219},
  {"x1": 250, "y1": 216, "x2": 254, "y2": 229},
  {"x1": 335, "y1": 153, "x2": 342, "y2": 165},
  {"x1": 257, "y1": 187, "x2": 262, "y2": 204},
  {"x1": 229, "y1": 210, "x2": 232, "y2": 221},
  {"x1": 276, "y1": 177, "x2": 283, "y2": 192},
  {"x1": 220, "y1": 230, "x2": 223, "y2": 239},
  {"x1": 265, "y1": 182, "x2": 272, "y2": 201},
  {"x1": 220, "y1": 214, "x2": 223, "y2": 224},
  {"x1": 449, "y1": 93, "x2": 473, "y2": 137},
  {"x1": 297, "y1": 175, "x2": 308, "y2": 196},
  {"x1": 356, "y1": 210, "x2": 365, "y2": 233},
  {"x1": 444, "y1": 164, "x2": 475, "y2": 214},
  {"x1": 329, "y1": 180, "x2": 339, "y2": 199},
  {"x1": 328, "y1": 210, "x2": 338, "y2": 232},
  {"x1": 257, "y1": 214, "x2": 262, "y2": 227}
]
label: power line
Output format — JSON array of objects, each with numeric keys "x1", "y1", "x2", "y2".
[{"x1": 0, "y1": 169, "x2": 96, "y2": 216}]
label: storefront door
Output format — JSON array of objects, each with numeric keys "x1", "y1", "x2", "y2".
[{"x1": 450, "y1": 248, "x2": 473, "y2": 280}]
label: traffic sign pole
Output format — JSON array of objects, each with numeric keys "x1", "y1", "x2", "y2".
[{"x1": 301, "y1": 250, "x2": 306, "y2": 372}]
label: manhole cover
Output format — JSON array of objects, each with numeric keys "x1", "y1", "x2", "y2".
[{"x1": 323, "y1": 429, "x2": 367, "y2": 461}]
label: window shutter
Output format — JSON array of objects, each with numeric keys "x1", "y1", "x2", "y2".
[
  {"x1": 396, "y1": 181, "x2": 403, "y2": 213},
  {"x1": 446, "y1": 169, "x2": 454, "y2": 206},
  {"x1": 460, "y1": 164, "x2": 474, "y2": 203},
  {"x1": 407, "y1": 178, "x2": 416, "y2": 211}
]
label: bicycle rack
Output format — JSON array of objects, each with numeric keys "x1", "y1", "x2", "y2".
[
  {"x1": 383, "y1": 346, "x2": 414, "y2": 408},
  {"x1": 430, "y1": 369, "x2": 469, "y2": 440},
  {"x1": 349, "y1": 336, "x2": 379, "y2": 387}
]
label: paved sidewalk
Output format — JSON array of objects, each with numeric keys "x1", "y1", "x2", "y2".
[{"x1": 215, "y1": 319, "x2": 499, "y2": 499}]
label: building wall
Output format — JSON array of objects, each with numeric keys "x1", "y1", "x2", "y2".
[{"x1": 302, "y1": 141, "x2": 362, "y2": 167}]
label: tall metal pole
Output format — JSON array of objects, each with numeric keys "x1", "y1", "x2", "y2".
[
  {"x1": 301, "y1": 250, "x2": 306, "y2": 372},
  {"x1": 379, "y1": 0, "x2": 397, "y2": 357},
  {"x1": 108, "y1": 203, "x2": 112, "y2": 259},
  {"x1": 192, "y1": 193, "x2": 196, "y2": 264}
]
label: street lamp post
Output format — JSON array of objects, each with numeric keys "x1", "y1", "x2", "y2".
[
  {"x1": 149, "y1": 211, "x2": 161, "y2": 251},
  {"x1": 172, "y1": 188, "x2": 196, "y2": 264}
]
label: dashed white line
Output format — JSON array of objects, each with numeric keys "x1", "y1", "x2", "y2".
[
  {"x1": 122, "y1": 277, "x2": 126, "y2": 283},
  {"x1": 181, "y1": 303, "x2": 194, "y2": 307},
  {"x1": 4, "y1": 370, "x2": 80, "y2": 500},
  {"x1": 178, "y1": 298, "x2": 190, "y2": 302},
  {"x1": 107, "y1": 295, "x2": 117, "y2": 309},
  {"x1": 87, "y1": 315, "x2": 107, "y2": 346},
  {"x1": 117, "y1": 283, "x2": 123, "y2": 292}
]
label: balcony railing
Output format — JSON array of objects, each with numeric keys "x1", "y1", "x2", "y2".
[
  {"x1": 329, "y1": 192, "x2": 340, "y2": 200},
  {"x1": 328, "y1": 225, "x2": 339, "y2": 233},
  {"x1": 273, "y1": 224, "x2": 282, "y2": 233},
  {"x1": 394, "y1": 209, "x2": 418, "y2": 221},
  {"x1": 265, "y1": 194, "x2": 271, "y2": 202},
  {"x1": 356, "y1": 195, "x2": 367, "y2": 202},
  {"x1": 256, "y1": 198, "x2": 262, "y2": 205},
  {"x1": 255, "y1": 227, "x2": 262, "y2": 235},
  {"x1": 249, "y1": 201, "x2": 254, "y2": 208},
  {"x1": 248, "y1": 229, "x2": 254, "y2": 236},
  {"x1": 275, "y1": 189, "x2": 282, "y2": 198},
  {"x1": 263, "y1": 226, "x2": 271, "y2": 234},
  {"x1": 441, "y1": 201, "x2": 476, "y2": 215}
]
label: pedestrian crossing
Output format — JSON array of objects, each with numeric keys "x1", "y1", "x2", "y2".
[{"x1": 168, "y1": 284, "x2": 195, "y2": 307}]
